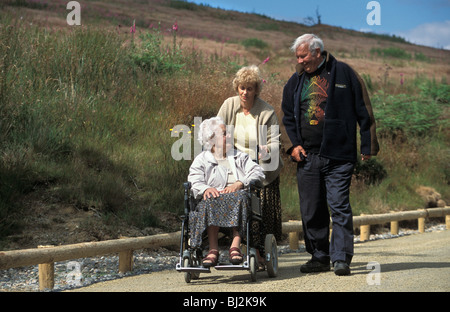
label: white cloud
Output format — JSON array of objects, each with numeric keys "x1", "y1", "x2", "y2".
[{"x1": 398, "y1": 20, "x2": 450, "y2": 50}]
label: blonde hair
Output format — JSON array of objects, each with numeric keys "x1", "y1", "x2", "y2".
[{"x1": 232, "y1": 65, "x2": 263, "y2": 97}]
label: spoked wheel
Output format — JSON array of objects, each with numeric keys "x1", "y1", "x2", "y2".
[{"x1": 265, "y1": 234, "x2": 278, "y2": 278}]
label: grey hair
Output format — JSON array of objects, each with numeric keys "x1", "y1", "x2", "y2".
[
  {"x1": 198, "y1": 117, "x2": 225, "y2": 151},
  {"x1": 290, "y1": 34, "x2": 324, "y2": 54}
]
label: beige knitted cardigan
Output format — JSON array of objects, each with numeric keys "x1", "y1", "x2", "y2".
[{"x1": 217, "y1": 96, "x2": 283, "y2": 186}]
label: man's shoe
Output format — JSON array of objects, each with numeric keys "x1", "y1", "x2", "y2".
[
  {"x1": 300, "y1": 260, "x2": 330, "y2": 273},
  {"x1": 333, "y1": 261, "x2": 351, "y2": 276}
]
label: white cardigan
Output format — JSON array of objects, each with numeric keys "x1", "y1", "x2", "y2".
[{"x1": 188, "y1": 149, "x2": 265, "y2": 199}]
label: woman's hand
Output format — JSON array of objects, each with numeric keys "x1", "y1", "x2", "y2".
[
  {"x1": 203, "y1": 188, "x2": 220, "y2": 200},
  {"x1": 220, "y1": 181, "x2": 244, "y2": 194},
  {"x1": 258, "y1": 145, "x2": 269, "y2": 161}
]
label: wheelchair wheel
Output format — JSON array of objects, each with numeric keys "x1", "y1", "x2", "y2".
[
  {"x1": 191, "y1": 257, "x2": 201, "y2": 280},
  {"x1": 184, "y1": 258, "x2": 192, "y2": 283},
  {"x1": 183, "y1": 256, "x2": 200, "y2": 283},
  {"x1": 265, "y1": 234, "x2": 278, "y2": 277},
  {"x1": 249, "y1": 255, "x2": 257, "y2": 282}
]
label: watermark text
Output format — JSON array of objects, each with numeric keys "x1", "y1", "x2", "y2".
[{"x1": 66, "y1": 1, "x2": 81, "y2": 26}]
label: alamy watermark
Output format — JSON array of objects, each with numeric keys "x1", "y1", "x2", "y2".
[
  {"x1": 366, "y1": 1, "x2": 381, "y2": 26},
  {"x1": 170, "y1": 117, "x2": 280, "y2": 172},
  {"x1": 366, "y1": 261, "x2": 381, "y2": 285},
  {"x1": 64, "y1": 2, "x2": 380, "y2": 29},
  {"x1": 66, "y1": 261, "x2": 83, "y2": 286},
  {"x1": 66, "y1": 1, "x2": 81, "y2": 26}
]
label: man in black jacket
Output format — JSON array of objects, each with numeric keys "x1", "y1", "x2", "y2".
[{"x1": 282, "y1": 34, "x2": 379, "y2": 276}]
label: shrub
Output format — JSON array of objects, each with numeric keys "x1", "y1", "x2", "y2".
[
  {"x1": 167, "y1": 0, "x2": 201, "y2": 11},
  {"x1": 131, "y1": 26, "x2": 185, "y2": 74},
  {"x1": 414, "y1": 52, "x2": 429, "y2": 62},
  {"x1": 241, "y1": 38, "x2": 269, "y2": 49},
  {"x1": 372, "y1": 90, "x2": 443, "y2": 138},
  {"x1": 419, "y1": 79, "x2": 450, "y2": 103},
  {"x1": 354, "y1": 158, "x2": 387, "y2": 185},
  {"x1": 370, "y1": 47, "x2": 411, "y2": 60}
]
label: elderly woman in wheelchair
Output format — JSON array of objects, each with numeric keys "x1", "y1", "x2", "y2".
[{"x1": 188, "y1": 117, "x2": 265, "y2": 267}]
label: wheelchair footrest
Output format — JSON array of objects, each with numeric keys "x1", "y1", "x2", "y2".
[
  {"x1": 214, "y1": 263, "x2": 249, "y2": 271},
  {"x1": 176, "y1": 263, "x2": 211, "y2": 273}
]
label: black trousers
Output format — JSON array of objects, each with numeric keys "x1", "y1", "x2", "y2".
[{"x1": 296, "y1": 154, "x2": 355, "y2": 264}]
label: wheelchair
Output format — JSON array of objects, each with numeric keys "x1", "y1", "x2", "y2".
[{"x1": 175, "y1": 180, "x2": 278, "y2": 283}]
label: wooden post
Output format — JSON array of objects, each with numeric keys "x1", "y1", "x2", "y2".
[
  {"x1": 119, "y1": 250, "x2": 133, "y2": 273},
  {"x1": 360, "y1": 214, "x2": 370, "y2": 242},
  {"x1": 390, "y1": 211, "x2": 399, "y2": 235},
  {"x1": 360, "y1": 224, "x2": 370, "y2": 241},
  {"x1": 446, "y1": 214, "x2": 450, "y2": 230},
  {"x1": 390, "y1": 220, "x2": 399, "y2": 235},
  {"x1": 418, "y1": 209, "x2": 426, "y2": 233},
  {"x1": 38, "y1": 245, "x2": 55, "y2": 290},
  {"x1": 288, "y1": 220, "x2": 299, "y2": 250}
]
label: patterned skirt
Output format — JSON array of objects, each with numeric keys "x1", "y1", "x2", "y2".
[
  {"x1": 188, "y1": 190, "x2": 249, "y2": 248},
  {"x1": 262, "y1": 176, "x2": 282, "y2": 241},
  {"x1": 251, "y1": 176, "x2": 282, "y2": 247}
]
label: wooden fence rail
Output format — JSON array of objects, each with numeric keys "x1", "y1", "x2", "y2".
[{"x1": 0, "y1": 207, "x2": 449, "y2": 290}]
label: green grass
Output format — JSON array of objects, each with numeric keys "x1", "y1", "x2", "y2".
[
  {"x1": 241, "y1": 38, "x2": 269, "y2": 49},
  {"x1": 370, "y1": 47, "x2": 412, "y2": 60},
  {"x1": 0, "y1": 15, "x2": 237, "y2": 241}
]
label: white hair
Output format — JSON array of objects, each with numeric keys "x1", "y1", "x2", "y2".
[
  {"x1": 198, "y1": 117, "x2": 225, "y2": 151},
  {"x1": 290, "y1": 34, "x2": 324, "y2": 54}
]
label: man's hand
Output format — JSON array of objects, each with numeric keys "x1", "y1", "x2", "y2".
[
  {"x1": 361, "y1": 154, "x2": 371, "y2": 161},
  {"x1": 291, "y1": 145, "x2": 307, "y2": 162}
]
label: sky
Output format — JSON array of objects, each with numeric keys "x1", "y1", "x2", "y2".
[{"x1": 188, "y1": 0, "x2": 450, "y2": 50}]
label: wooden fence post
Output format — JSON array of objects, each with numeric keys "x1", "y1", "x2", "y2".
[
  {"x1": 446, "y1": 214, "x2": 450, "y2": 230},
  {"x1": 119, "y1": 250, "x2": 133, "y2": 273},
  {"x1": 360, "y1": 214, "x2": 370, "y2": 242},
  {"x1": 288, "y1": 220, "x2": 299, "y2": 250},
  {"x1": 418, "y1": 209, "x2": 426, "y2": 233},
  {"x1": 389, "y1": 211, "x2": 399, "y2": 235},
  {"x1": 38, "y1": 245, "x2": 55, "y2": 290}
]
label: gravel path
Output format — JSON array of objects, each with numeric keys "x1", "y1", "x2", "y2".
[{"x1": 0, "y1": 223, "x2": 447, "y2": 292}]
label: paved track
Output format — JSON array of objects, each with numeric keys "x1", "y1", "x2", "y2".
[{"x1": 67, "y1": 230, "x2": 450, "y2": 294}]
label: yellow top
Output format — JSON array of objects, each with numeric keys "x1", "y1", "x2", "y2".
[{"x1": 234, "y1": 110, "x2": 257, "y2": 160}]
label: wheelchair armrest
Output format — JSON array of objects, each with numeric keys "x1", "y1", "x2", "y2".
[{"x1": 249, "y1": 179, "x2": 263, "y2": 191}]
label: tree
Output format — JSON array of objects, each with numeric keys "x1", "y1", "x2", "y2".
[{"x1": 303, "y1": 6, "x2": 322, "y2": 26}]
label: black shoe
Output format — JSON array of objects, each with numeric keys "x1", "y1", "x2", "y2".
[
  {"x1": 300, "y1": 260, "x2": 330, "y2": 273},
  {"x1": 333, "y1": 261, "x2": 351, "y2": 276}
]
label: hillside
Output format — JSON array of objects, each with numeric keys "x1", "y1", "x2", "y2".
[
  {"x1": 0, "y1": 0, "x2": 448, "y2": 250},
  {"x1": 3, "y1": 0, "x2": 449, "y2": 78}
]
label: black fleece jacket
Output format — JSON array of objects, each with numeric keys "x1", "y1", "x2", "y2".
[{"x1": 282, "y1": 51, "x2": 379, "y2": 163}]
